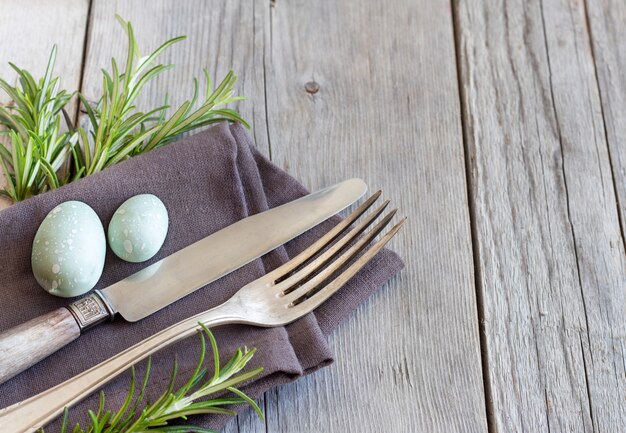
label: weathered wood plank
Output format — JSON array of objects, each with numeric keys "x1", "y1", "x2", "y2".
[
  {"x1": 0, "y1": 0, "x2": 90, "y2": 209},
  {"x1": 263, "y1": 1, "x2": 487, "y2": 432},
  {"x1": 0, "y1": 0, "x2": 89, "y2": 110},
  {"x1": 586, "y1": 1, "x2": 626, "y2": 255},
  {"x1": 454, "y1": 0, "x2": 626, "y2": 430}
]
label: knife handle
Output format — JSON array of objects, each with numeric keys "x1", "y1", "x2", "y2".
[
  {"x1": 0, "y1": 308, "x2": 79, "y2": 384},
  {"x1": 0, "y1": 292, "x2": 113, "y2": 385}
]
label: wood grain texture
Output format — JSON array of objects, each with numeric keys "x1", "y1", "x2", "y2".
[
  {"x1": 0, "y1": 308, "x2": 80, "y2": 384},
  {"x1": 454, "y1": 0, "x2": 626, "y2": 430},
  {"x1": 0, "y1": 0, "x2": 89, "y2": 109},
  {"x1": 0, "y1": 0, "x2": 90, "y2": 209},
  {"x1": 263, "y1": 1, "x2": 487, "y2": 432},
  {"x1": 586, "y1": 1, "x2": 626, "y2": 257}
]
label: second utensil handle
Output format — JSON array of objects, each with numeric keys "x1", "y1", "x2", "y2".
[{"x1": 0, "y1": 308, "x2": 80, "y2": 384}]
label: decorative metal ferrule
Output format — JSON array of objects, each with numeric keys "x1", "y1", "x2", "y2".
[{"x1": 66, "y1": 291, "x2": 115, "y2": 331}]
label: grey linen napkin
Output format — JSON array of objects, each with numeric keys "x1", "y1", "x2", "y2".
[{"x1": 0, "y1": 123, "x2": 404, "y2": 430}]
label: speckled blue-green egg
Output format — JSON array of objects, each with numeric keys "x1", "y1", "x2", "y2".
[
  {"x1": 31, "y1": 201, "x2": 106, "y2": 298},
  {"x1": 108, "y1": 194, "x2": 169, "y2": 263}
]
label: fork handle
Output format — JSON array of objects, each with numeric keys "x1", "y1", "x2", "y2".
[{"x1": 0, "y1": 301, "x2": 241, "y2": 433}]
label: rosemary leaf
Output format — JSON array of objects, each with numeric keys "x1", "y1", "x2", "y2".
[
  {"x1": 74, "y1": 16, "x2": 247, "y2": 177},
  {"x1": 0, "y1": 45, "x2": 73, "y2": 201},
  {"x1": 39, "y1": 326, "x2": 262, "y2": 433},
  {"x1": 0, "y1": 16, "x2": 247, "y2": 203}
]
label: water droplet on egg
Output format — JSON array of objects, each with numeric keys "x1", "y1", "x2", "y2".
[
  {"x1": 32, "y1": 200, "x2": 106, "y2": 298},
  {"x1": 108, "y1": 194, "x2": 168, "y2": 263}
]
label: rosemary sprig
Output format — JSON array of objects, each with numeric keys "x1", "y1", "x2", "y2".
[
  {"x1": 0, "y1": 16, "x2": 248, "y2": 202},
  {"x1": 0, "y1": 45, "x2": 73, "y2": 201},
  {"x1": 42, "y1": 325, "x2": 263, "y2": 433},
  {"x1": 72, "y1": 16, "x2": 248, "y2": 176}
]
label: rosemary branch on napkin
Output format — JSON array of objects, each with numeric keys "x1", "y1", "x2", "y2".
[
  {"x1": 0, "y1": 16, "x2": 247, "y2": 202},
  {"x1": 40, "y1": 325, "x2": 263, "y2": 433}
]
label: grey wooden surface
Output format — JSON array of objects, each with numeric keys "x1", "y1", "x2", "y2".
[
  {"x1": 455, "y1": 0, "x2": 626, "y2": 431},
  {"x1": 1, "y1": 0, "x2": 625, "y2": 432}
]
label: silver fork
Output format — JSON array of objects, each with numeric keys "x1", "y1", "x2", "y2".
[{"x1": 0, "y1": 192, "x2": 404, "y2": 432}]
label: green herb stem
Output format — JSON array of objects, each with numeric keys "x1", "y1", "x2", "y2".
[
  {"x1": 0, "y1": 16, "x2": 247, "y2": 202},
  {"x1": 41, "y1": 325, "x2": 263, "y2": 433}
]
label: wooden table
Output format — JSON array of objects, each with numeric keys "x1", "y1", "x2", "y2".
[{"x1": 2, "y1": 1, "x2": 625, "y2": 431}]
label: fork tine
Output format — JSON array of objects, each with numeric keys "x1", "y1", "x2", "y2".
[
  {"x1": 278, "y1": 199, "x2": 391, "y2": 291},
  {"x1": 288, "y1": 218, "x2": 406, "y2": 312},
  {"x1": 282, "y1": 211, "x2": 399, "y2": 304},
  {"x1": 265, "y1": 190, "x2": 383, "y2": 280}
]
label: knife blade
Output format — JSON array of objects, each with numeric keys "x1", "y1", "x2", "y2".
[
  {"x1": 0, "y1": 178, "x2": 366, "y2": 384},
  {"x1": 103, "y1": 177, "x2": 366, "y2": 321}
]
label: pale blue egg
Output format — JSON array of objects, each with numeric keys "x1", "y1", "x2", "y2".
[
  {"x1": 108, "y1": 194, "x2": 169, "y2": 263},
  {"x1": 31, "y1": 201, "x2": 106, "y2": 298}
]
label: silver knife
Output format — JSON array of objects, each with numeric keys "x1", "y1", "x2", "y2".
[{"x1": 0, "y1": 178, "x2": 367, "y2": 384}]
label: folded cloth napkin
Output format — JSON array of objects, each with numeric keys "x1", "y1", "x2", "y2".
[{"x1": 0, "y1": 122, "x2": 403, "y2": 430}]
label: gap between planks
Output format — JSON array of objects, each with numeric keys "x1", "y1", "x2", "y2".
[{"x1": 450, "y1": 0, "x2": 496, "y2": 432}]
